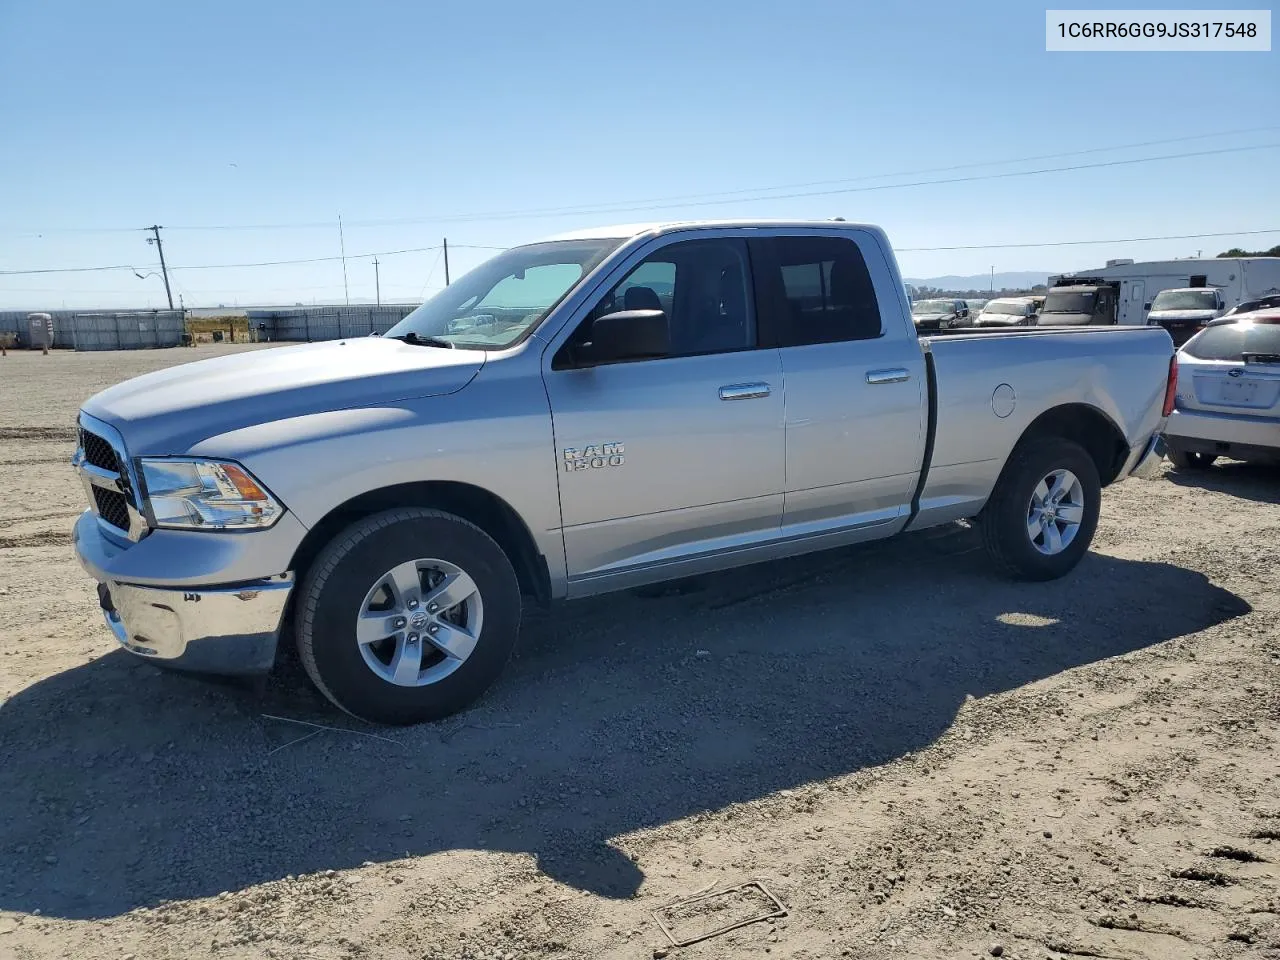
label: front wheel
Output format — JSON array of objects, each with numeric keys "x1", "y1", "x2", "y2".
[
  {"x1": 980, "y1": 438, "x2": 1101, "y2": 581},
  {"x1": 295, "y1": 508, "x2": 521, "y2": 725}
]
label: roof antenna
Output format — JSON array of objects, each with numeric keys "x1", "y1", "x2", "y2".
[{"x1": 830, "y1": 216, "x2": 846, "y2": 221}]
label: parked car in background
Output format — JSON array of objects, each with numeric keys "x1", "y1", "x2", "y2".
[
  {"x1": 965, "y1": 298, "x2": 988, "y2": 315},
  {"x1": 911, "y1": 297, "x2": 970, "y2": 330},
  {"x1": 1163, "y1": 310, "x2": 1280, "y2": 469},
  {"x1": 1223, "y1": 293, "x2": 1280, "y2": 317},
  {"x1": 1039, "y1": 283, "x2": 1120, "y2": 326},
  {"x1": 1145, "y1": 287, "x2": 1226, "y2": 347},
  {"x1": 975, "y1": 297, "x2": 1039, "y2": 327}
]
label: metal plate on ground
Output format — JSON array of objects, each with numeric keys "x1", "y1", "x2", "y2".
[{"x1": 652, "y1": 880, "x2": 787, "y2": 948}]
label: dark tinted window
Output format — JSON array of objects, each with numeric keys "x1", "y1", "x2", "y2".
[
  {"x1": 767, "y1": 236, "x2": 882, "y2": 345},
  {"x1": 586, "y1": 238, "x2": 754, "y2": 358},
  {"x1": 1184, "y1": 317, "x2": 1280, "y2": 361}
]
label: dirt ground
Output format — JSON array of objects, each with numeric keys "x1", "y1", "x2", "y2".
[{"x1": 0, "y1": 344, "x2": 1277, "y2": 960}]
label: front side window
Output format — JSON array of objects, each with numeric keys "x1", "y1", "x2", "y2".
[
  {"x1": 582, "y1": 238, "x2": 754, "y2": 358},
  {"x1": 386, "y1": 239, "x2": 622, "y2": 349},
  {"x1": 766, "y1": 236, "x2": 882, "y2": 345}
]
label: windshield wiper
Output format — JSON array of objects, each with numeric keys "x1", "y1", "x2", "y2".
[{"x1": 391, "y1": 332, "x2": 454, "y2": 349}]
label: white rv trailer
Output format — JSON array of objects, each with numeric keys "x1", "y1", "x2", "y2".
[{"x1": 1049, "y1": 256, "x2": 1280, "y2": 327}]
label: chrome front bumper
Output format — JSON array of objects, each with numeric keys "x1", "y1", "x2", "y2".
[
  {"x1": 97, "y1": 576, "x2": 293, "y2": 674},
  {"x1": 73, "y1": 510, "x2": 295, "y2": 675}
]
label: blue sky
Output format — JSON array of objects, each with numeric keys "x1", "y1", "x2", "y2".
[{"x1": 1, "y1": 0, "x2": 1276, "y2": 309}]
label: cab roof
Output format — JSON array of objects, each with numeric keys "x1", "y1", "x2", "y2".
[{"x1": 538, "y1": 219, "x2": 880, "y2": 242}]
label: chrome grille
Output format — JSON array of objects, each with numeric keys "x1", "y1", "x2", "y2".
[
  {"x1": 76, "y1": 416, "x2": 146, "y2": 542},
  {"x1": 79, "y1": 428, "x2": 120, "y2": 472},
  {"x1": 92, "y1": 485, "x2": 131, "y2": 531}
]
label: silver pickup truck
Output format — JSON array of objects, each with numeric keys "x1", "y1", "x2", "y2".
[{"x1": 72, "y1": 220, "x2": 1175, "y2": 724}]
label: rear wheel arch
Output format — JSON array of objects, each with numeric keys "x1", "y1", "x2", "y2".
[
  {"x1": 1009, "y1": 403, "x2": 1129, "y2": 486},
  {"x1": 289, "y1": 481, "x2": 551, "y2": 607}
]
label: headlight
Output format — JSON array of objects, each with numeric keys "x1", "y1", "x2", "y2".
[{"x1": 139, "y1": 458, "x2": 284, "y2": 530}]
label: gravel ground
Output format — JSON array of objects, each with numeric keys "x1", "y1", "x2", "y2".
[{"x1": 0, "y1": 344, "x2": 1277, "y2": 960}]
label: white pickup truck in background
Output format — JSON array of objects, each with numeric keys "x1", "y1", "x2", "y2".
[{"x1": 73, "y1": 220, "x2": 1176, "y2": 723}]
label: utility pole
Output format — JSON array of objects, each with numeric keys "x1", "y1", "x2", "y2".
[
  {"x1": 373, "y1": 257, "x2": 381, "y2": 306},
  {"x1": 989, "y1": 265, "x2": 994, "y2": 294},
  {"x1": 443, "y1": 237, "x2": 450, "y2": 286},
  {"x1": 339, "y1": 215, "x2": 350, "y2": 305},
  {"x1": 146, "y1": 225, "x2": 175, "y2": 310}
]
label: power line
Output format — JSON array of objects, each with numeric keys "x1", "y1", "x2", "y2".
[
  {"x1": 0, "y1": 263, "x2": 139, "y2": 276},
  {"x1": 6, "y1": 126, "x2": 1275, "y2": 239},
  {"x1": 504, "y1": 143, "x2": 1280, "y2": 220},
  {"x1": 897, "y1": 227, "x2": 1280, "y2": 253},
  {"x1": 0, "y1": 243, "x2": 507, "y2": 277},
  {"x1": 164, "y1": 140, "x2": 1279, "y2": 229}
]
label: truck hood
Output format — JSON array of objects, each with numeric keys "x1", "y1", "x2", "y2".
[
  {"x1": 81, "y1": 338, "x2": 486, "y2": 455},
  {"x1": 1148, "y1": 309, "x2": 1218, "y2": 323}
]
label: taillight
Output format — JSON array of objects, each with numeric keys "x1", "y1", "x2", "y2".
[{"x1": 1162, "y1": 356, "x2": 1178, "y2": 416}]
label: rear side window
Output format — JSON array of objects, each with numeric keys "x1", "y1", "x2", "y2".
[
  {"x1": 1184, "y1": 317, "x2": 1280, "y2": 361},
  {"x1": 758, "y1": 236, "x2": 882, "y2": 346}
]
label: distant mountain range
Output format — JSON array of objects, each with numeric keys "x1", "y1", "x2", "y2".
[{"x1": 903, "y1": 271, "x2": 1051, "y2": 291}]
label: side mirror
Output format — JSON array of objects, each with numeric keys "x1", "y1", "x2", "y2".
[
  {"x1": 582, "y1": 309, "x2": 669, "y2": 364},
  {"x1": 1143, "y1": 301, "x2": 1152, "y2": 311}
]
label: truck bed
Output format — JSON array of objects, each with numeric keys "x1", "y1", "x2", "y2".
[{"x1": 910, "y1": 324, "x2": 1172, "y2": 528}]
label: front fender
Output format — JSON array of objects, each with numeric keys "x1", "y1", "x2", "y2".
[{"x1": 188, "y1": 384, "x2": 567, "y2": 595}]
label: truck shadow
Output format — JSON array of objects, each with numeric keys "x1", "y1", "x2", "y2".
[{"x1": 0, "y1": 525, "x2": 1251, "y2": 919}]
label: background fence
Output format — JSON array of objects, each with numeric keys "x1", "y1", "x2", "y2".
[
  {"x1": 0, "y1": 310, "x2": 185, "y2": 350},
  {"x1": 0, "y1": 304, "x2": 420, "y2": 350},
  {"x1": 245, "y1": 305, "x2": 417, "y2": 342}
]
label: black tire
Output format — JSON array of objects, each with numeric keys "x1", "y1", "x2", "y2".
[
  {"x1": 1166, "y1": 443, "x2": 1217, "y2": 470},
  {"x1": 980, "y1": 437, "x2": 1101, "y2": 581},
  {"x1": 295, "y1": 508, "x2": 521, "y2": 725}
]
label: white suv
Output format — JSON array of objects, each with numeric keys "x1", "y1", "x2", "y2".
[{"x1": 1164, "y1": 310, "x2": 1280, "y2": 468}]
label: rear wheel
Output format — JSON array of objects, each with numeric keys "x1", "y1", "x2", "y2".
[
  {"x1": 980, "y1": 437, "x2": 1101, "y2": 581},
  {"x1": 1166, "y1": 443, "x2": 1217, "y2": 470},
  {"x1": 295, "y1": 508, "x2": 521, "y2": 725}
]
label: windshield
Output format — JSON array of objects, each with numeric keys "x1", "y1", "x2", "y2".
[
  {"x1": 1151, "y1": 289, "x2": 1218, "y2": 311},
  {"x1": 1183, "y1": 317, "x2": 1280, "y2": 361},
  {"x1": 912, "y1": 299, "x2": 954, "y2": 314},
  {"x1": 983, "y1": 301, "x2": 1027, "y2": 315},
  {"x1": 385, "y1": 239, "x2": 623, "y2": 348},
  {"x1": 1042, "y1": 290, "x2": 1095, "y2": 313}
]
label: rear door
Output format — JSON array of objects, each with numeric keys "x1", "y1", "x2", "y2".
[
  {"x1": 750, "y1": 231, "x2": 926, "y2": 534},
  {"x1": 1121, "y1": 280, "x2": 1145, "y2": 325},
  {"x1": 543, "y1": 234, "x2": 786, "y2": 588}
]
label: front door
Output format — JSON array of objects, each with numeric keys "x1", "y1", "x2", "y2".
[
  {"x1": 543, "y1": 236, "x2": 785, "y2": 590},
  {"x1": 750, "y1": 232, "x2": 927, "y2": 533}
]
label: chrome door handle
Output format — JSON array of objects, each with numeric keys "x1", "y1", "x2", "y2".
[
  {"x1": 719, "y1": 382, "x2": 771, "y2": 401},
  {"x1": 866, "y1": 368, "x2": 911, "y2": 385}
]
